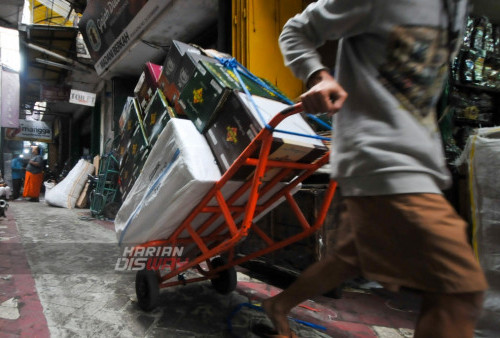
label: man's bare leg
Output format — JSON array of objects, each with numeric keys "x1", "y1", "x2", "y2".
[
  {"x1": 262, "y1": 254, "x2": 359, "y2": 336},
  {"x1": 414, "y1": 291, "x2": 484, "y2": 338}
]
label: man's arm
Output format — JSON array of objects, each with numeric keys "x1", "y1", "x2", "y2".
[{"x1": 279, "y1": 0, "x2": 370, "y2": 114}]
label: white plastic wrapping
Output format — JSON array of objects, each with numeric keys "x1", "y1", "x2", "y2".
[
  {"x1": 115, "y1": 118, "x2": 300, "y2": 248},
  {"x1": 45, "y1": 159, "x2": 94, "y2": 209},
  {"x1": 115, "y1": 119, "x2": 222, "y2": 245},
  {"x1": 460, "y1": 127, "x2": 500, "y2": 337}
]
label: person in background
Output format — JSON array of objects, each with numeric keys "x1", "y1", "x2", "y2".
[
  {"x1": 23, "y1": 146, "x2": 44, "y2": 202},
  {"x1": 11, "y1": 155, "x2": 25, "y2": 200},
  {"x1": 260, "y1": 0, "x2": 488, "y2": 337}
]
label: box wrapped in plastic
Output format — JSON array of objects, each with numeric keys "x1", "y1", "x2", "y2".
[
  {"x1": 45, "y1": 159, "x2": 94, "y2": 209},
  {"x1": 115, "y1": 118, "x2": 299, "y2": 248},
  {"x1": 459, "y1": 127, "x2": 500, "y2": 337},
  {"x1": 115, "y1": 119, "x2": 222, "y2": 245}
]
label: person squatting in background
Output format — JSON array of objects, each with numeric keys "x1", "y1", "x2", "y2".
[{"x1": 261, "y1": 1, "x2": 488, "y2": 337}]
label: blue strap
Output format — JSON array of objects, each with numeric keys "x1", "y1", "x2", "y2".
[
  {"x1": 216, "y1": 57, "x2": 331, "y2": 141},
  {"x1": 306, "y1": 113, "x2": 333, "y2": 131}
]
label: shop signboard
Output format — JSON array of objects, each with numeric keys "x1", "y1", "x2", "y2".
[
  {"x1": 5, "y1": 119, "x2": 53, "y2": 142},
  {"x1": 79, "y1": 0, "x2": 171, "y2": 75},
  {"x1": 69, "y1": 89, "x2": 97, "y2": 107},
  {"x1": 0, "y1": 67, "x2": 20, "y2": 128}
]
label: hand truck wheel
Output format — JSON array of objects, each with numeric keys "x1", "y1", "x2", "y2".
[
  {"x1": 210, "y1": 257, "x2": 237, "y2": 295},
  {"x1": 136, "y1": 269, "x2": 160, "y2": 311}
]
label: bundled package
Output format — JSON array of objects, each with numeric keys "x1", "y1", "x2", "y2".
[
  {"x1": 115, "y1": 119, "x2": 222, "y2": 245},
  {"x1": 45, "y1": 159, "x2": 94, "y2": 209},
  {"x1": 459, "y1": 128, "x2": 500, "y2": 337},
  {"x1": 115, "y1": 118, "x2": 299, "y2": 248}
]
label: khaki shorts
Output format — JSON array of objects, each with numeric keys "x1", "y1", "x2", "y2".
[{"x1": 332, "y1": 193, "x2": 488, "y2": 293}]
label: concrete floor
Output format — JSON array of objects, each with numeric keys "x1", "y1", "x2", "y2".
[{"x1": 0, "y1": 199, "x2": 419, "y2": 337}]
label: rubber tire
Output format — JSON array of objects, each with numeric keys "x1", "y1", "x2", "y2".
[
  {"x1": 210, "y1": 257, "x2": 237, "y2": 295},
  {"x1": 135, "y1": 269, "x2": 160, "y2": 311}
]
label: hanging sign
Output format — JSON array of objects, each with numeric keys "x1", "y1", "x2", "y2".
[
  {"x1": 5, "y1": 119, "x2": 53, "y2": 142},
  {"x1": 69, "y1": 89, "x2": 97, "y2": 107},
  {"x1": 79, "y1": 0, "x2": 171, "y2": 75}
]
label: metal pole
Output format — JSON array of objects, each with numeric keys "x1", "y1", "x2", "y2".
[{"x1": 24, "y1": 42, "x2": 94, "y2": 72}]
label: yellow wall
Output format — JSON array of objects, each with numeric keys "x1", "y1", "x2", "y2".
[
  {"x1": 31, "y1": 0, "x2": 78, "y2": 27},
  {"x1": 232, "y1": 0, "x2": 304, "y2": 100}
]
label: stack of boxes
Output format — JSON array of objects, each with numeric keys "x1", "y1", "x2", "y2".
[
  {"x1": 116, "y1": 39, "x2": 328, "y2": 201},
  {"x1": 117, "y1": 63, "x2": 176, "y2": 199},
  {"x1": 117, "y1": 97, "x2": 146, "y2": 198}
]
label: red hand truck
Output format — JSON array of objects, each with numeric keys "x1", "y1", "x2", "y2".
[{"x1": 130, "y1": 103, "x2": 337, "y2": 311}]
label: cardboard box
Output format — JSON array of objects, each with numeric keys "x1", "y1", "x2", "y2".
[
  {"x1": 128, "y1": 125, "x2": 149, "y2": 160},
  {"x1": 143, "y1": 89, "x2": 175, "y2": 142},
  {"x1": 119, "y1": 152, "x2": 135, "y2": 196},
  {"x1": 162, "y1": 49, "x2": 216, "y2": 116},
  {"x1": 204, "y1": 91, "x2": 327, "y2": 180},
  {"x1": 160, "y1": 40, "x2": 203, "y2": 111},
  {"x1": 134, "y1": 62, "x2": 163, "y2": 111},
  {"x1": 178, "y1": 61, "x2": 291, "y2": 133},
  {"x1": 162, "y1": 40, "x2": 202, "y2": 84},
  {"x1": 118, "y1": 97, "x2": 137, "y2": 132},
  {"x1": 117, "y1": 97, "x2": 142, "y2": 159},
  {"x1": 149, "y1": 109, "x2": 173, "y2": 147}
]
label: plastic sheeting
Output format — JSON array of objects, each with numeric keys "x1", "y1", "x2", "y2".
[
  {"x1": 115, "y1": 118, "x2": 299, "y2": 248},
  {"x1": 45, "y1": 159, "x2": 94, "y2": 209},
  {"x1": 460, "y1": 127, "x2": 500, "y2": 337},
  {"x1": 115, "y1": 119, "x2": 222, "y2": 245}
]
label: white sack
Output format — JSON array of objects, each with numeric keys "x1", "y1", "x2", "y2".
[
  {"x1": 45, "y1": 159, "x2": 94, "y2": 209},
  {"x1": 460, "y1": 127, "x2": 500, "y2": 338}
]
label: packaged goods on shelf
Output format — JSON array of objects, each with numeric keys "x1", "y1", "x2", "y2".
[
  {"x1": 452, "y1": 16, "x2": 500, "y2": 90},
  {"x1": 204, "y1": 91, "x2": 327, "y2": 180},
  {"x1": 451, "y1": 89, "x2": 496, "y2": 126},
  {"x1": 178, "y1": 60, "x2": 291, "y2": 133},
  {"x1": 134, "y1": 62, "x2": 163, "y2": 111}
]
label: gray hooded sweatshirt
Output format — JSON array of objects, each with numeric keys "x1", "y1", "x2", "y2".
[{"x1": 279, "y1": 0, "x2": 467, "y2": 196}]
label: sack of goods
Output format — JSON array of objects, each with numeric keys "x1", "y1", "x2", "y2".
[{"x1": 45, "y1": 159, "x2": 95, "y2": 209}]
